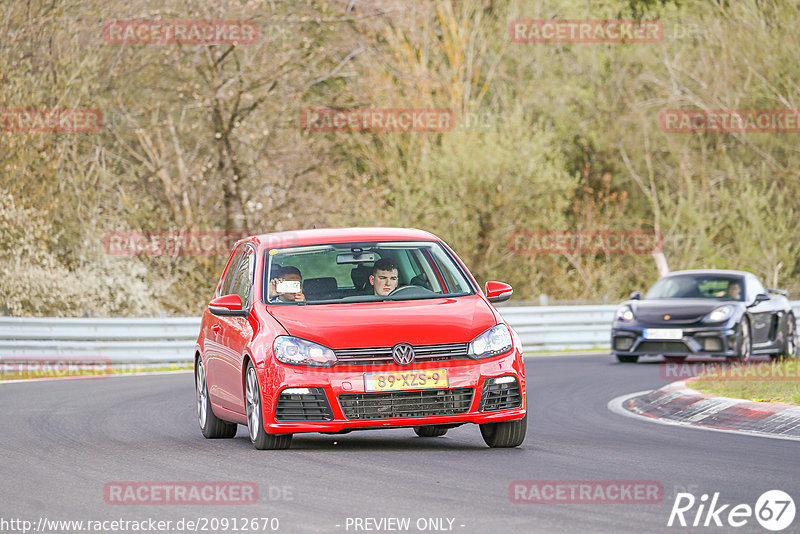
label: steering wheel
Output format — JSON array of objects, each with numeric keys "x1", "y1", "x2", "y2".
[{"x1": 388, "y1": 285, "x2": 418, "y2": 296}]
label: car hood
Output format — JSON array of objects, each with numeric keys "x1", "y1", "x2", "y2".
[
  {"x1": 625, "y1": 299, "x2": 741, "y2": 325},
  {"x1": 266, "y1": 295, "x2": 497, "y2": 348}
]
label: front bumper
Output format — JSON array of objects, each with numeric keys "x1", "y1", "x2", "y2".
[
  {"x1": 259, "y1": 349, "x2": 526, "y2": 434},
  {"x1": 611, "y1": 324, "x2": 739, "y2": 358}
]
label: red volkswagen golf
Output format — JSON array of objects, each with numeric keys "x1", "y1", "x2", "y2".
[{"x1": 194, "y1": 228, "x2": 527, "y2": 449}]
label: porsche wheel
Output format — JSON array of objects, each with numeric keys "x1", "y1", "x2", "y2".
[
  {"x1": 728, "y1": 319, "x2": 752, "y2": 363},
  {"x1": 774, "y1": 315, "x2": 797, "y2": 360}
]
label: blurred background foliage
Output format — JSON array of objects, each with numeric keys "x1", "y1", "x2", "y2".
[{"x1": 1, "y1": 0, "x2": 798, "y2": 316}]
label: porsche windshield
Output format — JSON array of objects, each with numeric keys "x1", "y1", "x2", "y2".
[
  {"x1": 645, "y1": 274, "x2": 745, "y2": 301},
  {"x1": 264, "y1": 241, "x2": 474, "y2": 304}
]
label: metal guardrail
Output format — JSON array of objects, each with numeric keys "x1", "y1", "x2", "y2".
[
  {"x1": 0, "y1": 317, "x2": 198, "y2": 363},
  {"x1": 1, "y1": 302, "x2": 798, "y2": 362}
]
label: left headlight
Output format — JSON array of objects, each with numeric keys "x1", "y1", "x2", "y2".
[
  {"x1": 703, "y1": 305, "x2": 733, "y2": 323},
  {"x1": 273, "y1": 336, "x2": 337, "y2": 367},
  {"x1": 615, "y1": 305, "x2": 634, "y2": 322},
  {"x1": 468, "y1": 324, "x2": 513, "y2": 359}
]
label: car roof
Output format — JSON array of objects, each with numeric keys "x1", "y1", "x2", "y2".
[
  {"x1": 243, "y1": 227, "x2": 442, "y2": 249},
  {"x1": 662, "y1": 269, "x2": 751, "y2": 278}
]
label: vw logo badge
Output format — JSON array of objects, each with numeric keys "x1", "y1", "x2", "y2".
[{"x1": 392, "y1": 343, "x2": 415, "y2": 366}]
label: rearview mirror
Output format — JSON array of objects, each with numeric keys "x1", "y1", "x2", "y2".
[
  {"x1": 209, "y1": 294, "x2": 248, "y2": 317},
  {"x1": 485, "y1": 281, "x2": 513, "y2": 303},
  {"x1": 629, "y1": 291, "x2": 642, "y2": 300}
]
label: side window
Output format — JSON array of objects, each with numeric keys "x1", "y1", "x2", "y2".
[
  {"x1": 229, "y1": 247, "x2": 255, "y2": 307},
  {"x1": 219, "y1": 247, "x2": 244, "y2": 296},
  {"x1": 747, "y1": 276, "x2": 766, "y2": 303}
]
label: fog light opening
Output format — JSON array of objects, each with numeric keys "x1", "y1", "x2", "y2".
[
  {"x1": 491, "y1": 376, "x2": 516, "y2": 385},
  {"x1": 615, "y1": 337, "x2": 634, "y2": 351},
  {"x1": 282, "y1": 387, "x2": 312, "y2": 395}
]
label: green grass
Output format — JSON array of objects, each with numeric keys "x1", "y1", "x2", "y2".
[
  {"x1": 0, "y1": 363, "x2": 193, "y2": 381},
  {"x1": 690, "y1": 360, "x2": 800, "y2": 405}
]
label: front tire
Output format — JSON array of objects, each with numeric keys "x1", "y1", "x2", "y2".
[
  {"x1": 414, "y1": 425, "x2": 448, "y2": 437},
  {"x1": 727, "y1": 318, "x2": 752, "y2": 363},
  {"x1": 480, "y1": 414, "x2": 527, "y2": 448},
  {"x1": 615, "y1": 354, "x2": 639, "y2": 363},
  {"x1": 245, "y1": 363, "x2": 292, "y2": 450},
  {"x1": 196, "y1": 358, "x2": 238, "y2": 439}
]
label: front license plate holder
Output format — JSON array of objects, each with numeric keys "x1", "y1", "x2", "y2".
[
  {"x1": 643, "y1": 328, "x2": 683, "y2": 340},
  {"x1": 364, "y1": 369, "x2": 448, "y2": 392}
]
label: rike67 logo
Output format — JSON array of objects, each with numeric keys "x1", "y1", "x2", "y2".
[{"x1": 668, "y1": 490, "x2": 795, "y2": 531}]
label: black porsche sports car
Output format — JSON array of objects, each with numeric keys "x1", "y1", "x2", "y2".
[{"x1": 611, "y1": 269, "x2": 797, "y2": 363}]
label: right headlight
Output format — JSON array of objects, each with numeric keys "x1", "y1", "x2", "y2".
[
  {"x1": 615, "y1": 305, "x2": 634, "y2": 322},
  {"x1": 468, "y1": 324, "x2": 513, "y2": 358},
  {"x1": 273, "y1": 336, "x2": 337, "y2": 367},
  {"x1": 703, "y1": 305, "x2": 733, "y2": 324}
]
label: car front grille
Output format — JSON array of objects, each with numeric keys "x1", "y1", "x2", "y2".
[
  {"x1": 333, "y1": 343, "x2": 470, "y2": 366},
  {"x1": 338, "y1": 388, "x2": 474, "y2": 420},
  {"x1": 479, "y1": 379, "x2": 522, "y2": 412},
  {"x1": 636, "y1": 341, "x2": 689, "y2": 354},
  {"x1": 275, "y1": 387, "x2": 334, "y2": 421}
]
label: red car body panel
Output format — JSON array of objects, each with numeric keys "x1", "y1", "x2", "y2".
[
  {"x1": 267, "y1": 296, "x2": 496, "y2": 348},
  {"x1": 195, "y1": 227, "x2": 526, "y2": 435}
]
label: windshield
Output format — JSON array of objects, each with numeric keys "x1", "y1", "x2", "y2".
[
  {"x1": 644, "y1": 274, "x2": 745, "y2": 301},
  {"x1": 263, "y1": 240, "x2": 475, "y2": 304}
]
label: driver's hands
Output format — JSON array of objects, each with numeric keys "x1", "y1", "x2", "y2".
[
  {"x1": 269, "y1": 277, "x2": 305, "y2": 302},
  {"x1": 268, "y1": 278, "x2": 282, "y2": 298}
]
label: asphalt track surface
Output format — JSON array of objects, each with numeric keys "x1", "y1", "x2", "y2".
[{"x1": 1, "y1": 354, "x2": 798, "y2": 534}]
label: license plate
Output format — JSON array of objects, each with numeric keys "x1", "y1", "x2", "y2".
[
  {"x1": 643, "y1": 328, "x2": 683, "y2": 340},
  {"x1": 364, "y1": 369, "x2": 448, "y2": 392}
]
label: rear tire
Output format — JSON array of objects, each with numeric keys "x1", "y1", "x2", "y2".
[
  {"x1": 414, "y1": 426, "x2": 448, "y2": 437},
  {"x1": 245, "y1": 362, "x2": 292, "y2": 450},
  {"x1": 196, "y1": 358, "x2": 238, "y2": 439},
  {"x1": 774, "y1": 315, "x2": 797, "y2": 360},
  {"x1": 664, "y1": 356, "x2": 686, "y2": 364},
  {"x1": 615, "y1": 354, "x2": 639, "y2": 363},
  {"x1": 480, "y1": 414, "x2": 527, "y2": 448}
]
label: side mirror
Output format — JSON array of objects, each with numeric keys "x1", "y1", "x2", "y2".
[
  {"x1": 485, "y1": 281, "x2": 513, "y2": 303},
  {"x1": 209, "y1": 294, "x2": 248, "y2": 317},
  {"x1": 750, "y1": 293, "x2": 770, "y2": 306},
  {"x1": 629, "y1": 291, "x2": 642, "y2": 300}
]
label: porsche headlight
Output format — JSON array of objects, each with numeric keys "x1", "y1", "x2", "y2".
[
  {"x1": 468, "y1": 324, "x2": 513, "y2": 358},
  {"x1": 704, "y1": 305, "x2": 733, "y2": 323},
  {"x1": 616, "y1": 305, "x2": 634, "y2": 322},
  {"x1": 273, "y1": 336, "x2": 337, "y2": 367}
]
